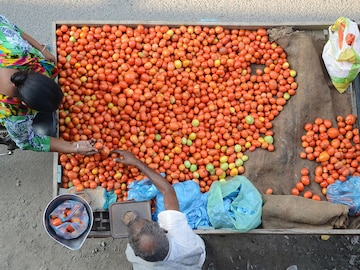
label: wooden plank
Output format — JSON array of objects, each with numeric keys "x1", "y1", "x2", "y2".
[
  {"x1": 195, "y1": 228, "x2": 360, "y2": 235},
  {"x1": 54, "y1": 20, "x2": 333, "y2": 31},
  {"x1": 353, "y1": 75, "x2": 360, "y2": 126}
]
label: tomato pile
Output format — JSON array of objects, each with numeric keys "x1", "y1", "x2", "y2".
[
  {"x1": 298, "y1": 114, "x2": 360, "y2": 198},
  {"x1": 56, "y1": 24, "x2": 297, "y2": 201}
]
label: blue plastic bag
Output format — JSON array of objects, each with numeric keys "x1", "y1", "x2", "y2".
[
  {"x1": 127, "y1": 177, "x2": 160, "y2": 201},
  {"x1": 207, "y1": 176, "x2": 262, "y2": 231},
  {"x1": 127, "y1": 177, "x2": 210, "y2": 229},
  {"x1": 103, "y1": 190, "x2": 117, "y2": 210},
  {"x1": 153, "y1": 180, "x2": 211, "y2": 229},
  {"x1": 326, "y1": 176, "x2": 360, "y2": 216}
]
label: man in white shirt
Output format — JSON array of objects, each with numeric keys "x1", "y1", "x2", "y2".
[{"x1": 113, "y1": 150, "x2": 206, "y2": 270}]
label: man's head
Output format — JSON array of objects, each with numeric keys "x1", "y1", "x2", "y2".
[{"x1": 127, "y1": 217, "x2": 169, "y2": 262}]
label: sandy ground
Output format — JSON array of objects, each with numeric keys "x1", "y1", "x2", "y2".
[{"x1": 1, "y1": 1, "x2": 360, "y2": 270}]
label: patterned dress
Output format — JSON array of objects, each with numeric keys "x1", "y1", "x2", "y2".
[{"x1": 0, "y1": 15, "x2": 58, "y2": 151}]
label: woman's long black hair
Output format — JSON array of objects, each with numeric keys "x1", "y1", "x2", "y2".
[{"x1": 11, "y1": 71, "x2": 63, "y2": 112}]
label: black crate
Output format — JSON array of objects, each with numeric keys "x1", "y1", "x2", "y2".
[{"x1": 89, "y1": 210, "x2": 111, "y2": 237}]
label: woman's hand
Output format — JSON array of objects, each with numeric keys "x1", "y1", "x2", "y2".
[{"x1": 75, "y1": 139, "x2": 99, "y2": 155}]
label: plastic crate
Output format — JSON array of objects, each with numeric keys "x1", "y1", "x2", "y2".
[{"x1": 89, "y1": 210, "x2": 111, "y2": 237}]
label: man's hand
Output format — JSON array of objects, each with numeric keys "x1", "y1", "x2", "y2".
[{"x1": 111, "y1": 149, "x2": 140, "y2": 167}]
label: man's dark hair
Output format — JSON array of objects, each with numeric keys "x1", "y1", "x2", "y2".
[
  {"x1": 11, "y1": 71, "x2": 63, "y2": 113},
  {"x1": 128, "y1": 218, "x2": 169, "y2": 262}
]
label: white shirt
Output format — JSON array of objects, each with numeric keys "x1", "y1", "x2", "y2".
[{"x1": 126, "y1": 210, "x2": 206, "y2": 270}]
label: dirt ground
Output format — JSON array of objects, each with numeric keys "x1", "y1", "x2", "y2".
[
  {"x1": 2, "y1": 1, "x2": 360, "y2": 270},
  {"x1": 2, "y1": 147, "x2": 360, "y2": 270},
  {"x1": 2, "y1": 38, "x2": 360, "y2": 270},
  {"x1": 2, "y1": 151, "x2": 360, "y2": 270}
]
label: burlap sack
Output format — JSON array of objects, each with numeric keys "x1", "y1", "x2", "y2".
[
  {"x1": 261, "y1": 194, "x2": 349, "y2": 229},
  {"x1": 243, "y1": 28, "x2": 353, "y2": 198}
]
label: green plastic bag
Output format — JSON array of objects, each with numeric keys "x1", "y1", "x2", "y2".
[{"x1": 207, "y1": 176, "x2": 262, "y2": 231}]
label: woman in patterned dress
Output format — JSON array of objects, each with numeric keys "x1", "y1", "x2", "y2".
[{"x1": 0, "y1": 15, "x2": 97, "y2": 154}]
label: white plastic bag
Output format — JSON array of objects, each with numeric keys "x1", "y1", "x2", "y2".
[{"x1": 322, "y1": 17, "x2": 360, "y2": 93}]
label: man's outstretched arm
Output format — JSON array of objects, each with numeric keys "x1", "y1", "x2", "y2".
[{"x1": 112, "y1": 150, "x2": 179, "y2": 211}]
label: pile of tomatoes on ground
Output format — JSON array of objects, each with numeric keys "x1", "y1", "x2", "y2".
[{"x1": 56, "y1": 23, "x2": 298, "y2": 201}]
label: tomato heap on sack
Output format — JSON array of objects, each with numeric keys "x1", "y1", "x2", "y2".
[
  {"x1": 56, "y1": 24, "x2": 297, "y2": 201},
  {"x1": 294, "y1": 114, "x2": 360, "y2": 200}
]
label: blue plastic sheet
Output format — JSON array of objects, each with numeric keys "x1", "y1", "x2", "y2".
[
  {"x1": 327, "y1": 176, "x2": 360, "y2": 216},
  {"x1": 207, "y1": 176, "x2": 262, "y2": 231},
  {"x1": 153, "y1": 180, "x2": 210, "y2": 229}
]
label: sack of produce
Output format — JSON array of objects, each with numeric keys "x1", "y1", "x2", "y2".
[
  {"x1": 322, "y1": 17, "x2": 360, "y2": 93},
  {"x1": 207, "y1": 176, "x2": 262, "y2": 231},
  {"x1": 49, "y1": 200, "x2": 90, "y2": 239}
]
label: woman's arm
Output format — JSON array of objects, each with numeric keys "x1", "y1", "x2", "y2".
[
  {"x1": 4, "y1": 115, "x2": 98, "y2": 154},
  {"x1": 21, "y1": 32, "x2": 44, "y2": 52},
  {"x1": 50, "y1": 137, "x2": 98, "y2": 155},
  {"x1": 22, "y1": 32, "x2": 56, "y2": 63}
]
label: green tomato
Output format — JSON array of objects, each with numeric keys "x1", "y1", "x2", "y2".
[
  {"x1": 235, "y1": 158, "x2": 244, "y2": 167},
  {"x1": 184, "y1": 160, "x2": 191, "y2": 168},
  {"x1": 264, "y1": 135, "x2": 274, "y2": 144},
  {"x1": 234, "y1": 144, "x2": 242, "y2": 153},
  {"x1": 206, "y1": 163, "x2": 215, "y2": 172},
  {"x1": 181, "y1": 137, "x2": 187, "y2": 144},
  {"x1": 190, "y1": 164, "x2": 197, "y2": 172},
  {"x1": 228, "y1": 163, "x2": 235, "y2": 169},
  {"x1": 155, "y1": 134, "x2": 162, "y2": 141},
  {"x1": 191, "y1": 119, "x2": 200, "y2": 127},
  {"x1": 245, "y1": 115, "x2": 254, "y2": 124},
  {"x1": 65, "y1": 116, "x2": 71, "y2": 125},
  {"x1": 220, "y1": 162, "x2": 229, "y2": 171}
]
